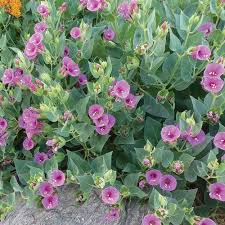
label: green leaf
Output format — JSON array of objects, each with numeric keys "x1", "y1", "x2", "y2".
[
  {"x1": 169, "y1": 28, "x2": 182, "y2": 52},
  {"x1": 124, "y1": 173, "x2": 139, "y2": 187},
  {"x1": 144, "y1": 117, "x2": 162, "y2": 145},
  {"x1": 67, "y1": 151, "x2": 91, "y2": 175},
  {"x1": 89, "y1": 134, "x2": 110, "y2": 154},
  {"x1": 129, "y1": 186, "x2": 147, "y2": 198},
  {"x1": 91, "y1": 152, "x2": 112, "y2": 174},
  {"x1": 77, "y1": 175, "x2": 94, "y2": 193},
  {"x1": 74, "y1": 96, "x2": 90, "y2": 122},
  {"x1": 73, "y1": 123, "x2": 95, "y2": 142},
  {"x1": 82, "y1": 38, "x2": 94, "y2": 59}
]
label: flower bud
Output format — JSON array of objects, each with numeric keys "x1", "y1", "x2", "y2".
[
  {"x1": 40, "y1": 73, "x2": 51, "y2": 83},
  {"x1": 93, "y1": 175, "x2": 105, "y2": 189},
  {"x1": 171, "y1": 160, "x2": 184, "y2": 175},
  {"x1": 155, "y1": 208, "x2": 168, "y2": 219},
  {"x1": 156, "y1": 89, "x2": 169, "y2": 103},
  {"x1": 138, "y1": 179, "x2": 146, "y2": 189},
  {"x1": 207, "y1": 111, "x2": 220, "y2": 124},
  {"x1": 144, "y1": 140, "x2": 153, "y2": 152},
  {"x1": 127, "y1": 56, "x2": 140, "y2": 70},
  {"x1": 207, "y1": 159, "x2": 219, "y2": 170},
  {"x1": 93, "y1": 83, "x2": 102, "y2": 94}
]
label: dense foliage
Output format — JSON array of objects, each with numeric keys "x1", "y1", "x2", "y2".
[{"x1": 0, "y1": 0, "x2": 225, "y2": 224}]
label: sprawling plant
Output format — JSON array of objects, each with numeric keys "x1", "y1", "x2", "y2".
[{"x1": 0, "y1": 0, "x2": 225, "y2": 224}]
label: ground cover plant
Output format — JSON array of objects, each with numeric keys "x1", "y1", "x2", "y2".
[{"x1": 0, "y1": 0, "x2": 225, "y2": 224}]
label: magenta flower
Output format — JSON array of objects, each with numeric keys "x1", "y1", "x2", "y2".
[
  {"x1": 105, "y1": 208, "x2": 120, "y2": 222},
  {"x1": 37, "y1": 4, "x2": 49, "y2": 17},
  {"x1": 113, "y1": 80, "x2": 130, "y2": 99},
  {"x1": 34, "y1": 152, "x2": 48, "y2": 164},
  {"x1": 142, "y1": 214, "x2": 161, "y2": 225},
  {"x1": 161, "y1": 125, "x2": 181, "y2": 143},
  {"x1": 0, "y1": 132, "x2": 8, "y2": 146},
  {"x1": 209, "y1": 182, "x2": 225, "y2": 202},
  {"x1": 138, "y1": 180, "x2": 146, "y2": 189},
  {"x1": 61, "y1": 57, "x2": 80, "y2": 77},
  {"x1": 198, "y1": 218, "x2": 216, "y2": 225},
  {"x1": 124, "y1": 93, "x2": 137, "y2": 109},
  {"x1": 59, "y1": 2, "x2": 67, "y2": 13},
  {"x1": 38, "y1": 182, "x2": 54, "y2": 197},
  {"x1": 201, "y1": 76, "x2": 224, "y2": 93},
  {"x1": 214, "y1": 132, "x2": 225, "y2": 150},
  {"x1": 80, "y1": 0, "x2": 88, "y2": 7},
  {"x1": 95, "y1": 125, "x2": 111, "y2": 135},
  {"x1": 129, "y1": 0, "x2": 138, "y2": 14},
  {"x1": 93, "y1": 114, "x2": 109, "y2": 127},
  {"x1": 101, "y1": 186, "x2": 120, "y2": 205},
  {"x1": 87, "y1": 0, "x2": 104, "y2": 11},
  {"x1": 23, "y1": 138, "x2": 35, "y2": 150},
  {"x1": 107, "y1": 114, "x2": 116, "y2": 128},
  {"x1": 88, "y1": 104, "x2": 104, "y2": 120},
  {"x1": 198, "y1": 22, "x2": 214, "y2": 38},
  {"x1": 187, "y1": 130, "x2": 206, "y2": 146},
  {"x1": 160, "y1": 174, "x2": 177, "y2": 192},
  {"x1": 0, "y1": 118, "x2": 8, "y2": 131},
  {"x1": 191, "y1": 45, "x2": 211, "y2": 60},
  {"x1": 13, "y1": 68, "x2": 24, "y2": 84},
  {"x1": 1, "y1": 69, "x2": 15, "y2": 85},
  {"x1": 24, "y1": 42, "x2": 38, "y2": 60},
  {"x1": 78, "y1": 74, "x2": 88, "y2": 86},
  {"x1": 42, "y1": 194, "x2": 59, "y2": 210},
  {"x1": 49, "y1": 169, "x2": 65, "y2": 187},
  {"x1": 204, "y1": 63, "x2": 225, "y2": 77},
  {"x1": 63, "y1": 47, "x2": 70, "y2": 57},
  {"x1": 103, "y1": 28, "x2": 115, "y2": 41},
  {"x1": 29, "y1": 33, "x2": 43, "y2": 46},
  {"x1": 70, "y1": 27, "x2": 81, "y2": 39},
  {"x1": 34, "y1": 22, "x2": 48, "y2": 33},
  {"x1": 118, "y1": 1, "x2": 131, "y2": 20},
  {"x1": 146, "y1": 169, "x2": 162, "y2": 186}
]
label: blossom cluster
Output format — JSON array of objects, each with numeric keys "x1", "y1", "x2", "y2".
[
  {"x1": 88, "y1": 104, "x2": 116, "y2": 135},
  {"x1": 18, "y1": 107, "x2": 43, "y2": 150},
  {"x1": 38, "y1": 169, "x2": 65, "y2": 209},
  {"x1": 146, "y1": 170, "x2": 177, "y2": 192},
  {"x1": 117, "y1": 0, "x2": 138, "y2": 20},
  {"x1": 108, "y1": 80, "x2": 138, "y2": 109},
  {"x1": 79, "y1": 0, "x2": 106, "y2": 12},
  {"x1": 60, "y1": 57, "x2": 80, "y2": 77}
]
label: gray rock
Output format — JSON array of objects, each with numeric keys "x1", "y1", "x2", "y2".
[{"x1": 4, "y1": 185, "x2": 147, "y2": 225}]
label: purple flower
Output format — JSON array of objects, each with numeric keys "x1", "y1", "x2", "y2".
[
  {"x1": 42, "y1": 194, "x2": 59, "y2": 210},
  {"x1": 192, "y1": 45, "x2": 211, "y2": 61},
  {"x1": 146, "y1": 169, "x2": 162, "y2": 186},
  {"x1": 142, "y1": 214, "x2": 161, "y2": 225},
  {"x1": 13, "y1": 68, "x2": 24, "y2": 84},
  {"x1": 101, "y1": 186, "x2": 120, "y2": 205},
  {"x1": 214, "y1": 132, "x2": 225, "y2": 150},
  {"x1": 88, "y1": 104, "x2": 104, "y2": 120},
  {"x1": 103, "y1": 28, "x2": 115, "y2": 41},
  {"x1": 107, "y1": 114, "x2": 116, "y2": 128},
  {"x1": 0, "y1": 132, "x2": 8, "y2": 146},
  {"x1": 37, "y1": 4, "x2": 49, "y2": 17},
  {"x1": 204, "y1": 63, "x2": 225, "y2": 77},
  {"x1": 29, "y1": 33, "x2": 43, "y2": 46},
  {"x1": 34, "y1": 22, "x2": 48, "y2": 33},
  {"x1": 78, "y1": 74, "x2": 88, "y2": 85},
  {"x1": 187, "y1": 130, "x2": 206, "y2": 146},
  {"x1": 24, "y1": 42, "x2": 38, "y2": 60},
  {"x1": 49, "y1": 169, "x2": 65, "y2": 187},
  {"x1": 105, "y1": 208, "x2": 120, "y2": 222},
  {"x1": 138, "y1": 180, "x2": 146, "y2": 189},
  {"x1": 209, "y1": 182, "x2": 225, "y2": 202},
  {"x1": 95, "y1": 125, "x2": 111, "y2": 135},
  {"x1": 160, "y1": 174, "x2": 177, "y2": 192},
  {"x1": 38, "y1": 182, "x2": 54, "y2": 197},
  {"x1": 118, "y1": 2, "x2": 131, "y2": 20},
  {"x1": 34, "y1": 152, "x2": 48, "y2": 164},
  {"x1": 70, "y1": 27, "x2": 81, "y2": 39},
  {"x1": 59, "y1": 2, "x2": 67, "y2": 13},
  {"x1": 161, "y1": 125, "x2": 181, "y2": 143},
  {"x1": 201, "y1": 76, "x2": 224, "y2": 93},
  {"x1": 93, "y1": 114, "x2": 109, "y2": 127},
  {"x1": 63, "y1": 47, "x2": 70, "y2": 57},
  {"x1": 0, "y1": 118, "x2": 8, "y2": 131},
  {"x1": 23, "y1": 138, "x2": 35, "y2": 150},
  {"x1": 1, "y1": 69, "x2": 15, "y2": 85},
  {"x1": 198, "y1": 218, "x2": 216, "y2": 225},
  {"x1": 61, "y1": 57, "x2": 80, "y2": 77},
  {"x1": 124, "y1": 93, "x2": 137, "y2": 109},
  {"x1": 113, "y1": 80, "x2": 130, "y2": 99},
  {"x1": 198, "y1": 22, "x2": 214, "y2": 38},
  {"x1": 87, "y1": 0, "x2": 104, "y2": 11}
]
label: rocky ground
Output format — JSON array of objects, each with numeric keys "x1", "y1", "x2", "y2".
[{"x1": 4, "y1": 185, "x2": 147, "y2": 225}]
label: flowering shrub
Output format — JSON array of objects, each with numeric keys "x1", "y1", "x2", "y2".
[{"x1": 0, "y1": 0, "x2": 225, "y2": 224}]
